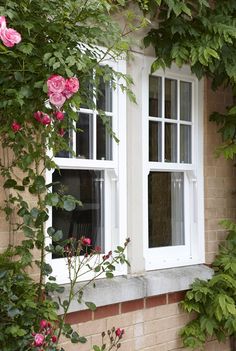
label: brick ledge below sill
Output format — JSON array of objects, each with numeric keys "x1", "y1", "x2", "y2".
[{"x1": 55, "y1": 264, "x2": 213, "y2": 315}]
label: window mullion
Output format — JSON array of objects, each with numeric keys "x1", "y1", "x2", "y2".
[
  {"x1": 177, "y1": 79, "x2": 180, "y2": 164},
  {"x1": 72, "y1": 120, "x2": 76, "y2": 157},
  {"x1": 161, "y1": 76, "x2": 165, "y2": 163}
]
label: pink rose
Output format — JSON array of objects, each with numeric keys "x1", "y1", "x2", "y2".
[
  {"x1": 34, "y1": 333, "x2": 44, "y2": 347},
  {"x1": 0, "y1": 27, "x2": 21, "y2": 48},
  {"x1": 58, "y1": 128, "x2": 65, "y2": 136},
  {"x1": 11, "y1": 121, "x2": 21, "y2": 132},
  {"x1": 82, "y1": 237, "x2": 91, "y2": 246},
  {"x1": 63, "y1": 77, "x2": 79, "y2": 98},
  {"x1": 41, "y1": 114, "x2": 51, "y2": 125},
  {"x1": 0, "y1": 16, "x2": 6, "y2": 29},
  {"x1": 51, "y1": 335, "x2": 57, "y2": 343},
  {"x1": 54, "y1": 111, "x2": 64, "y2": 121},
  {"x1": 47, "y1": 75, "x2": 66, "y2": 94},
  {"x1": 49, "y1": 92, "x2": 66, "y2": 108},
  {"x1": 115, "y1": 328, "x2": 125, "y2": 338},
  {"x1": 39, "y1": 320, "x2": 48, "y2": 329},
  {"x1": 34, "y1": 111, "x2": 43, "y2": 122}
]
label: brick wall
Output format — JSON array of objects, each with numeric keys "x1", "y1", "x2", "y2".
[
  {"x1": 60, "y1": 293, "x2": 230, "y2": 351},
  {"x1": 204, "y1": 79, "x2": 236, "y2": 264}
]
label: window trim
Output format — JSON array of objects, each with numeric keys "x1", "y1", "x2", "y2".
[
  {"x1": 45, "y1": 58, "x2": 127, "y2": 284},
  {"x1": 142, "y1": 59, "x2": 205, "y2": 270}
]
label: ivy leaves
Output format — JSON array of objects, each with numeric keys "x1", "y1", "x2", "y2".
[
  {"x1": 141, "y1": 0, "x2": 236, "y2": 86},
  {"x1": 180, "y1": 222, "x2": 236, "y2": 349}
]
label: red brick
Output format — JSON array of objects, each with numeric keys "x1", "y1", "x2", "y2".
[
  {"x1": 121, "y1": 299, "x2": 144, "y2": 313},
  {"x1": 94, "y1": 303, "x2": 120, "y2": 320},
  {"x1": 65, "y1": 310, "x2": 92, "y2": 325},
  {"x1": 168, "y1": 291, "x2": 186, "y2": 304},
  {"x1": 146, "y1": 294, "x2": 167, "y2": 308}
]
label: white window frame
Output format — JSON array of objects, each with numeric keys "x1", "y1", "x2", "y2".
[
  {"x1": 142, "y1": 58, "x2": 205, "y2": 270},
  {"x1": 45, "y1": 58, "x2": 127, "y2": 284}
]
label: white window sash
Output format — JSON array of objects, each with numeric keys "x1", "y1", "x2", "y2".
[
  {"x1": 45, "y1": 58, "x2": 127, "y2": 284},
  {"x1": 142, "y1": 59, "x2": 205, "y2": 270}
]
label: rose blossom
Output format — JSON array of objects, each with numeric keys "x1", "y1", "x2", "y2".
[
  {"x1": 11, "y1": 121, "x2": 21, "y2": 132},
  {"x1": 47, "y1": 74, "x2": 66, "y2": 94},
  {"x1": 34, "y1": 111, "x2": 43, "y2": 122},
  {"x1": 49, "y1": 92, "x2": 66, "y2": 108},
  {"x1": 115, "y1": 328, "x2": 125, "y2": 338},
  {"x1": 39, "y1": 320, "x2": 48, "y2": 329},
  {"x1": 0, "y1": 27, "x2": 21, "y2": 47},
  {"x1": 82, "y1": 237, "x2": 91, "y2": 246},
  {"x1": 54, "y1": 111, "x2": 64, "y2": 121},
  {"x1": 58, "y1": 128, "x2": 65, "y2": 136},
  {"x1": 34, "y1": 333, "x2": 45, "y2": 347},
  {"x1": 41, "y1": 114, "x2": 51, "y2": 125},
  {"x1": 51, "y1": 335, "x2": 57, "y2": 343},
  {"x1": 63, "y1": 77, "x2": 79, "y2": 98}
]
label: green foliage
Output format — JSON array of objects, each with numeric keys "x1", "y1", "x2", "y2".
[
  {"x1": 0, "y1": 1, "x2": 135, "y2": 350},
  {"x1": 140, "y1": 1, "x2": 236, "y2": 85},
  {"x1": 0, "y1": 250, "x2": 58, "y2": 351},
  {"x1": 180, "y1": 221, "x2": 236, "y2": 349}
]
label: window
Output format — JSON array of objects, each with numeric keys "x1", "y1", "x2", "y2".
[
  {"x1": 143, "y1": 61, "x2": 204, "y2": 270},
  {"x1": 46, "y1": 59, "x2": 127, "y2": 283}
]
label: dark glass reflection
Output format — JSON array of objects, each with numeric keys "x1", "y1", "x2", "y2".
[
  {"x1": 180, "y1": 125, "x2": 192, "y2": 163},
  {"x1": 52, "y1": 169, "x2": 104, "y2": 257},
  {"x1": 165, "y1": 79, "x2": 177, "y2": 119},
  {"x1": 149, "y1": 121, "x2": 162, "y2": 162},
  {"x1": 76, "y1": 113, "x2": 93, "y2": 159},
  {"x1": 149, "y1": 76, "x2": 162, "y2": 117},
  {"x1": 56, "y1": 128, "x2": 72, "y2": 158},
  {"x1": 97, "y1": 116, "x2": 112, "y2": 160},
  {"x1": 97, "y1": 78, "x2": 112, "y2": 112},
  {"x1": 148, "y1": 172, "x2": 185, "y2": 248},
  {"x1": 165, "y1": 123, "x2": 177, "y2": 162},
  {"x1": 180, "y1": 81, "x2": 192, "y2": 121}
]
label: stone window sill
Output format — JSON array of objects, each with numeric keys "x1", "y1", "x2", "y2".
[{"x1": 54, "y1": 265, "x2": 213, "y2": 314}]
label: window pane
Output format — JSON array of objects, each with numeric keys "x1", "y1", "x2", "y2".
[
  {"x1": 80, "y1": 77, "x2": 93, "y2": 109},
  {"x1": 180, "y1": 81, "x2": 192, "y2": 121},
  {"x1": 97, "y1": 116, "x2": 112, "y2": 160},
  {"x1": 149, "y1": 121, "x2": 162, "y2": 162},
  {"x1": 149, "y1": 76, "x2": 162, "y2": 117},
  {"x1": 97, "y1": 78, "x2": 112, "y2": 112},
  {"x1": 165, "y1": 78, "x2": 177, "y2": 119},
  {"x1": 148, "y1": 172, "x2": 185, "y2": 248},
  {"x1": 55, "y1": 129, "x2": 71, "y2": 158},
  {"x1": 180, "y1": 125, "x2": 192, "y2": 163},
  {"x1": 52, "y1": 169, "x2": 105, "y2": 257},
  {"x1": 165, "y1": 123, "x2": 177, "y2": 162},
  {"x1": 76, "y1": 113, "x2": 93, "y2": 159}
]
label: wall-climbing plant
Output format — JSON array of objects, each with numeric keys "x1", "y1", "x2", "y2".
[{"x1": 0, "y1": 1, "x2": 143, "y2": 350}]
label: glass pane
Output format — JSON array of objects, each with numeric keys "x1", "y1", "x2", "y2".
[
  {"x1": 180, "y1": 125, "x2": 192, "y2": 163},
  {"x1": 97, "y1": 116, "x2": 112, "y2": 160},
  {"x1": 76, "y1": 113, "x2": 93, "y2": 159},
  {"x1": 52, "y1": 169, "x2": 105, "y2": 257},
  {"x1": 149, "y1": 121, "x2": 162, "y2": 162},
  {"x1": 55, "y1": 128, "x2": 71, "y2": 158},
  {"x1": 165, "y1": 78, "x2": 177, "y2": 119},
  {"x1": 149, "y1": 76, "x2": 162, "y2": 117},
  {"x1": 97, "y1": 78, "x2": 112, "y2": 112},
  {"x1": 80, "y1": 77, "x2": 93, "y2": 109},
  {"x1": 180, "y1": 81, "x2": 192, "y2": 121},
  {"x1": 165, "y1": 123, "x2": 177, "y2": 162},
  {"x1": 148, "y1": 172, "x2": 185, "y2": 248}
]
